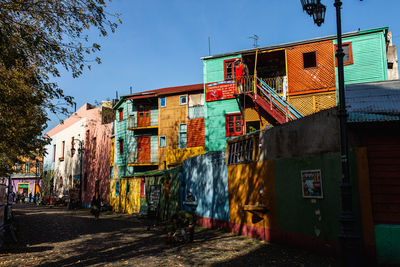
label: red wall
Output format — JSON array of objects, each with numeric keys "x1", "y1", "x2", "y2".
[{"x1": 187, "y1": 118, "x2": 204, "y2": 148}]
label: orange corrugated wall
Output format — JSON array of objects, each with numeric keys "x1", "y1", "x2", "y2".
[{"x1": 287, "y1": 40, "x2": 335, "y2": 95}]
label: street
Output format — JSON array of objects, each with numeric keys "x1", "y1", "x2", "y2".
[{"x1": 0, "y1": 204, "x2": 339, "y2": 266}]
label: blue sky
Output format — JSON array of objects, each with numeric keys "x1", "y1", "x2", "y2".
[{"x1": 46, "y1": 0, "x2": 400, "y2": 131}]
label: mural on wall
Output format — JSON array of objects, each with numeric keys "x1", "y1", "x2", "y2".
[
  {"x1": 205, "y1": 81, "x2": 236, "y2": 102},
  {"x1": 301, "y1": 169, "x2": 323, "y2": 198}
]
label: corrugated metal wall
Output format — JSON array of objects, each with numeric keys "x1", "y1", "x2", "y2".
[
  {"x1": 286, "y1": 40, "x2": 336, "y2": 95},
  {"x1": 335, "y1": 31, "x2": 388, "y2": 85}
]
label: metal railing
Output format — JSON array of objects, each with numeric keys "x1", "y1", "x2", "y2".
[
  {"x1": 240, "y1": 75, "x2": 286, "y2": 94},
  {"x1": 127, "y1": 115, "x2": 158, "y2": 129}
]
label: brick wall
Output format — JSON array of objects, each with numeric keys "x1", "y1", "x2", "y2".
[{"x1": 187, "y1": 118, "x2": 204, "y2": 148}]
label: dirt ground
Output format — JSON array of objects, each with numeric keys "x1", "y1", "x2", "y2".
[{"x1": 0, "y1": 204, "x2": 340, "y2": 266}]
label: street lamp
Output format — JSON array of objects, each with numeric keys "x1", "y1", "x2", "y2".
[
  {"x1": 71, "y1": 138, "x2": 84, "y2": 206},
  {"x1": 300, "y1": 1, "x2": 360, "y2": 266}
]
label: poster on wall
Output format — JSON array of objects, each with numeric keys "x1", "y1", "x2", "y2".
[
  {"x1": 205, "y1": 80, "x2": 236, "y2": 102},
  {"x1": 301, "y1": 169, "x2": 323, "y2": 198}
]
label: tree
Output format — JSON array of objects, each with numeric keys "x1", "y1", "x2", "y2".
[{"x1": 0, "y1": 0, "x2": 119, "y2": 175}]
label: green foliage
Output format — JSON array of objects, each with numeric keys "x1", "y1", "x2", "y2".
[{"x1": 0, "y1": 0, "x2": 120, "y2": 175}]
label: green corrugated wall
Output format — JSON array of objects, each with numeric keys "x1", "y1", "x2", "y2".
[
  {"x1": 203, "y1": 55, "x2": 241, "y2": 152},
  {"x1": 334, "y1": 30, "x2": 388, "y2": 86},
  {"x1": 115, "y1": 101, "x2": 128, "y2": 177}
]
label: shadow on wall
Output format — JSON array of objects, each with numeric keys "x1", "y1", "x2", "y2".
[
  {"x1": 181, "y1": 151, "x2": 229, "y2": 224},
  {"x1": 83, "y1": 122, "x2": 111, "y2": 204}
]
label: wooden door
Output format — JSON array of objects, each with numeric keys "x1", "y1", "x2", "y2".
[
  {"x1": 137, "y1": 136, "x2": 151, "y2": 163},
  {"x1": 137, "y1": 104, "x2": 150, "y2": 127}
]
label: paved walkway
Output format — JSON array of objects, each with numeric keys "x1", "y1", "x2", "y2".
[{"x1": 0, "y1": 204, "x2": 339, "y2": 266}]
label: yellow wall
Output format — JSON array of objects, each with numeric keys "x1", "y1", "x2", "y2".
[
  {"x1": 110, "y1": 137, "x2": 115, "y2": 167},
  {"x1": 109, "y1": 178, "x2": 141, "y2": 214},
  {"x1": 287, "y1": 91, "x2": 336, "y2": 116},
  {"x1": 158, "y1": 94, "x2": 188, "y2": 168},
  {"x1": 227, "y1": 160, "x2": 277, "y2": 230},
  {"x1": 166, "y1": 147, "x2": 205, "y2": 166}
]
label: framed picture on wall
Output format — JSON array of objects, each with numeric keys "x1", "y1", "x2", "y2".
[{"x1": 301, "y1": 169, "x2": 323, "y2": 199}]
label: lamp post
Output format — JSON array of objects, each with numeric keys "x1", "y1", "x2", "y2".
[
  {"x1": 71, "y1": 138, "x2": 84, "y2": 206},
  {"x1": 300, "y1": 1, "x2": 360, "y2": 266}
]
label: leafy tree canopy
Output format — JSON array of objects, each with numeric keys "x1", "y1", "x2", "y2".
[{"x1": 0, "y1": 0, "x2": 119, "y2": 175}]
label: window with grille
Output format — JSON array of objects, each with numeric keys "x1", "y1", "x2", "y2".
[
  {"x1": 225, "y1": 113, "x2": 243, "y2": 137},
  {"x1": 224, "y1": 58, "x2": 239, "y2": 80},
  {"x1": 179, "y1": 95, "x2": 187, "y2": 105},
  {"x1": 227, "y1": 138, "x2": 255, "y2": 165}
]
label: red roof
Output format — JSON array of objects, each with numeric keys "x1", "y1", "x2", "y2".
[{"x1": 126, "y1": 83, "x2": 203, "y2": 100}]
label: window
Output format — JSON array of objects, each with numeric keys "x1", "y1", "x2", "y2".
[
  {"x1": 119, "y1": 108, "x2": 123, "y2": 121},
  {"x1": 224, "y1": 58, "x2": 239, "y2": 80},
  {"x1": 119, "y1": 139, "x2": 124, "y2": 154},
  {"x1": 227, "y1": 138, "x2": 255, "y2": 165},
  {"x1": 115, "y1": 181, "x2": 120, "y2": 196},
  {"x1": 335, "y1": 42, "x2": 353, "y2": 66},
  {"x1": 53, "y1": 144, "x2": 56, "y2": 162},
  {"x1": 179, "y1": 95, "x2": 187, "y2": 105},
  {"x1": 225, "y1": 113, "x2": 243, "y2": 137},
  {"x1": 92, "y1": 137, "x2": 96, "y2": 159},
  {"x1": 303, "y1": 51, "x2": 317, "y2": 68},
  {"x1": 140, "y1": 178, "x2": 146, "y2": 197},
  {"x1": 60, "y1": 141, "x2": 65, "y2": 161},
  {"x1": 25, "y1": 162, "x2": 30, "y2": 173},
  {"x1": 127, "y1": 182, "x2": 131, "y2": 195},
  {"x1": 178, "y1": 124, "x2": 187, "y2": 149},
  {"x1": 71, "y1": 137, "x2": 75, "y2": 157},
  {"x1": 159, "y1": 136, "x2": 166, "y2": 147},
  {"x1": 160, "y1": 97, "x2": 166, "y2": 107}
]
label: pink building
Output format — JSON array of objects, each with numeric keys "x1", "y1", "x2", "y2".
[{"x1": 44, "y1": 102, "x2": 112, "y2": 206}]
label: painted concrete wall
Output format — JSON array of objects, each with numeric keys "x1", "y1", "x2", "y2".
[
  {"x1": 334, "y1": 30, "x2": 388, "y2": 85},
  {"x1": 82, "y1": 106, "x2": 111, "y2": 204},
  {"x1": 181, "y1": 151, "x2": 229, "y2": 223}
]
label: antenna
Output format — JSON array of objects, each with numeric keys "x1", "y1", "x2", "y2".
[
  {"x1": 249, "y1": 34, "x2": 259, "y2": 48},
  {"x1": 208, "y1": 36, "x2": 211, "y2": 56},
  {"x1": 130, "y1": 86, "x2": 132, "y2": 94},
  {"x1": 116, "y1": 91, "x2": 118, "y2": 99}
]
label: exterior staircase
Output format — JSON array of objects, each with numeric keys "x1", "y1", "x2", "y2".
[{"x1": 239, "y1": 76, "x2": 303, "y2": 126}]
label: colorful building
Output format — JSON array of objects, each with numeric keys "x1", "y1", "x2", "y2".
[
  {"x1": 11, "y1": 157, "x2": 42, "y2": 199},
  {"x1": 110, "y1": 84, "x2": 205, "y2": 214},
  {"x1": 43, "y1": 102, "x2": 112, "y2": 206},
  {"x1": 202, "y1": 27, "x2": 398, "y2": 152}
]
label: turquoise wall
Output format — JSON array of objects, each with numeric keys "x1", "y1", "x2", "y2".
[
  {"x1": 375, "y1": 224, "x2": 400, "y2": 265},
  {"x1": 203, "y1": 55, "x2": 241, "y2": 152},
  {"x1": 205, "y1": 99, "x2": 240, "y2": 152},
  {"x1": 334, "y1": 30, "x2": 388, "y2": 86},
  {"x1": 115, "y1": 101, "x2": 128, "y2": 177}
]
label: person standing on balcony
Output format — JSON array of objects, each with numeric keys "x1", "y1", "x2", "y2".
[{"x1": 234, "y1": 59, "x2": 248, "y2": 93}]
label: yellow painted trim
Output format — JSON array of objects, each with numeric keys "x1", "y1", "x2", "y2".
[
  {"x1": 127, "y1": 125, "x2": 158, "y2": 130},
  {"x1": 260, "y1": 48, "x2": 285, "y2": 53},
  {"x1": 285, "y1": 49, "x2": 289, "y2": 93},
  {"x1": 128, "y1": 163, "x2": 158, "y2": 166}
]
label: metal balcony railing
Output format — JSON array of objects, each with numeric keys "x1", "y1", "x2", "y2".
[
  {"x1": 127, "y1": 115, "x2": 158, "y2": 129},
  {"x1": 240, "y1": 75, "x2": 286, "y2": 94},
  {"x1": 127, "y1": 152, "x2": 158, "y2": 164}
]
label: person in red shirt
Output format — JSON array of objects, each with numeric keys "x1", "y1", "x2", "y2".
[{"x1": 234, "y1": 59, "x2": 247, "y2": 93}]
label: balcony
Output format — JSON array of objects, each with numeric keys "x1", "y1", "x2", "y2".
[
  {"x1": 240, "y1": 75, "x2": 287, "y2": 95},
  {"x1": 127, "y1": 152, "x2": 158, "y2": 166},
  {"x1": 188, "y1": 105, "x2": 204, "y2": 119},
  {"x1": 127, "y1": 115, "x2": 158, "y2": 130}
]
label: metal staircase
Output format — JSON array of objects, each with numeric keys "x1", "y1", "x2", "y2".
[{"x1": 238, "y1": 76, "x2": 303, "y2": 126}]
